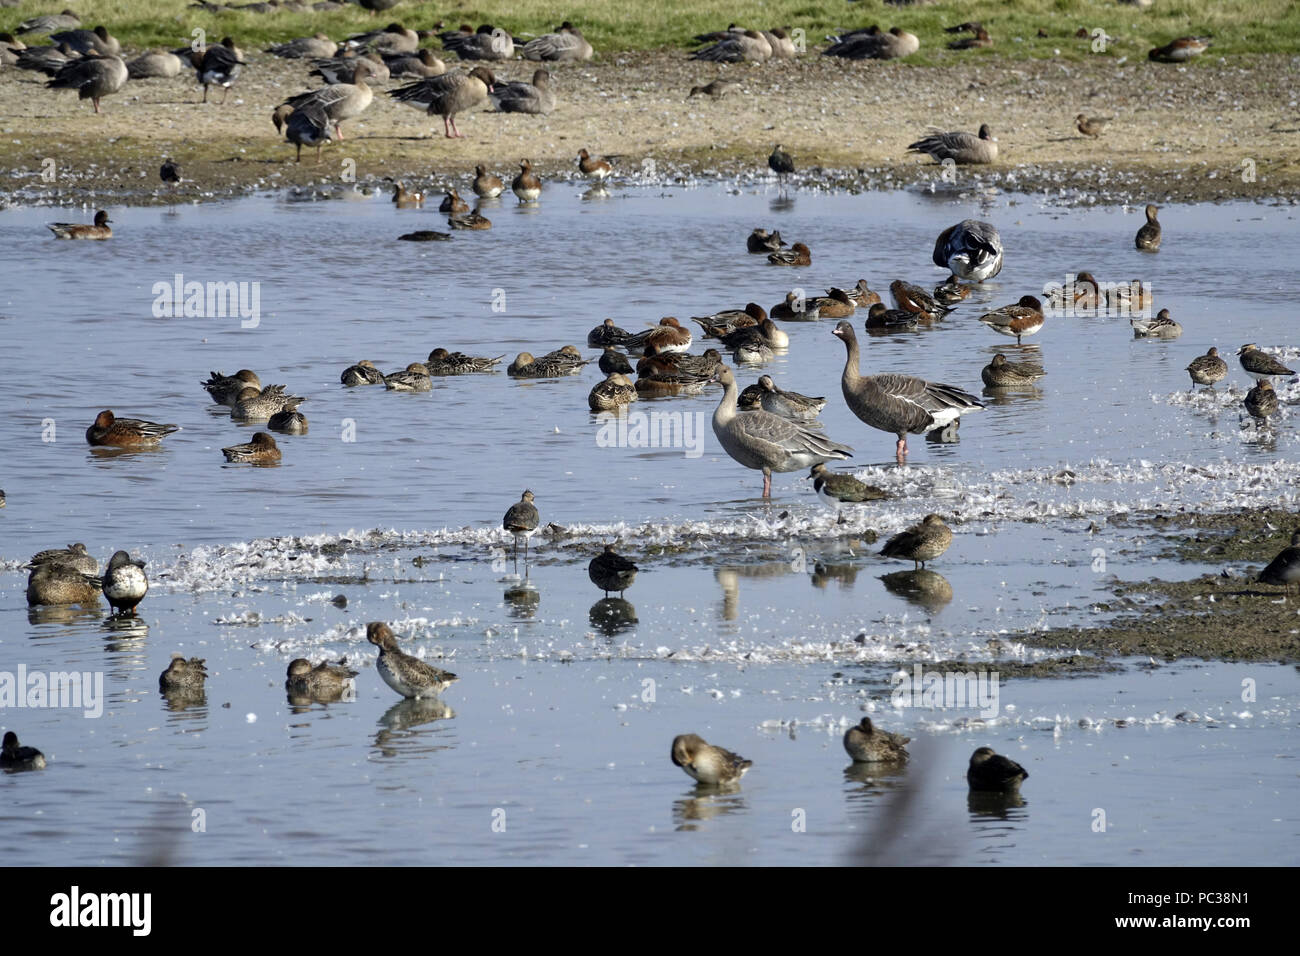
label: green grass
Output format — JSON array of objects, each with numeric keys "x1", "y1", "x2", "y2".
[{"x1": 3, "y1": 0, "x2": 1296, "y2": 59}]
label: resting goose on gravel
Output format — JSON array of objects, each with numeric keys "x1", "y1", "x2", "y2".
[
  {"x1": 907, "y1": 124, "x2": 998, "y2": 164},
  {"x1": 443, "y1": 25, "x2": 514, "y2": 61},
  {"x1": 489, "y1": 68, "x2": 555, "y2": 115},
  {"x1": 523, "y1": 23, "x2": 593, "y2": 61},
  {"x1": 691, "y1": 28, "x2": 771, "y2": 62}
]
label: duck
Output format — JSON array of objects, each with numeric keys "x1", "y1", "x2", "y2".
[
  {"x1": 273, "y1": 101, "x2": 335, "y2": 163},
  {"x1": 833, "y1": 321, "x2": 984, "y2": 459},
  {"x1": 880, "y1": 514, "x2": 953, "y2": 569},
  {"x1": 1238, "y1": 344, "x2": 1297, "y2": 382},
  {"x1": 128, "y1": 50, "x2": 184, "y2": 78},
  {"x1": 578, "y1": 148, "x2": 613, "y2": 181},
  {"x1": 625, "y1": 317, "x2": 693, "y2": 353},
  {"x1": 266, "y1": 33, "x2": 338, "y2": 59},
  {"x1": 808, "y1": 288, "x2": 855, "y2": 319},
  {"x1": 159, "y1": 654, "x2": 208, "y2": 691},
  {"x1": 473, "y1": 165, "x2": 504, "y2": 197},
  {"x1": 439, "y1": 189, "x2": 469, "y2": 214},
  {"x1": 747, "y1": 228, "x2": 785, "y2": 253},
  {"x1": 711, "y1": 365, "x2": 853, "y2": 498},
  {"x1": 442, "y1": 25, "x2": 514, "y2": 61},
  {"x1": 948, "y1": 26, "x2": 992, "y2": 50},
  {"x1": 1075, "y1": 113, "x2": 1109, "y2": 137},
  {"x1": 1, "y1": 732, "x2": 46, "y2": 772},
  {"x1": 1149, "y1": 35, "x2": 1212, "y2": 62},
  {"x1": 1135, "y1": 203, "x2": 1162, "y2": 251},
  {"x1": 1244, "y1": 380, "x2": 1279, "y2": 422},
  {"x1": 694, "y1": 302, "x2": 767, "y2": 337},
  {"x1": 398, "y1": 229, "x2": 452, "y2": 242},
  {"x1": 367, "y1": 622, "x2": 458, "y2": 699},
  {"x1": 599, "y1": 347, "x2": 633, "y2": 375},
  {"x1": 278, "y1": 59, "x2": 375, "y2": 139},
  {"x1": 1257, "y1": 531, "x2": 1300, "y2": 595},
  {"x1": 768, "y1": 242, "x2": 811, "y2": 266},
  {"x1": 193, "y1": 37, "x2": 244, "y2": 104},
  {"x1": 101, "y1": 550, "x2": 148, "y2": 614},
  {"x1": 503, "y1": 490, "x2": 540, "y2": 561},
  {"x1": 389, "y1": 66, "x2": 496, "y2": 137},
  {"x1": 810, "y1": 463, "x2": 888, "y2": 521},
  {"x1": 637, "y1": 348, "x2": 722, "y2": 380},
  {"x1": 28, "y1": 543, "x2": 97, "y2": 574},
  {"x1": 508, "y1": 352, "x2": 583, "y2": 378},
  {"x1": 26, "y1": 561, "x2": 102, "y2": 606},
  {"x1": 221, "y1": 431, "x2": 282, "y2": 463},
  {"x1": 843, "y1": 717, "x2": 910, "y2": 762},
  {"x1": 589, "y1": 545, "x2": 637, "y2": 596},
  {"x1": 890, "y1": 279, "x2": 955, "y2": 320},
  {"x1": 268, "y1": 409, "x2": 308, "y2": 434},
  {"x1": 979, "y1": 296, "x2": 1045, "y2": 344},
  {"x1": 490, "y1": 69, "x2": 555, "y2": 114},
  {"x1": 967, "y1": 746, "x2": 1028, "y2": 791},
  {"x1": 688, "y1": 78, "x2": 740, "y2": 99},
  {"x1": 47, "y1": 209, "x2": 112, "y2": 239},
  {"x1": 392, "y1": 182, "x2": 424, "y2": 206},
  {"x1": 933, "y1": 275, "x2": 970, "y2": 306},
  {"x1": 383, "y1": 363, "x2": 433, "y2": 391},
  {"x1": 933, "y1": 220, "x2": 1003, "y2": 282},
  {"x1": 231, "y1": 384, "x2": 304, "y2": 420},
  {"x1": 524, "y1": 22, "x2": 593, "y2": 61},
  {"x1": 756, "y1": 375, "x2": 825, "y2": 421},
  {"x1": 341, "y1": 361, "x2": 385, "y2": 386},
  {"x1": 982, "y1": 353, "x2": 1045, "y2": 387},
  {"x1": 772, "y1": 291, "x2": 820, "y2": 321},
  {"x1": 285, "y1": 658, "x2": 359, "y2": 697},
  {"x1": 448, "y1": 208, "x2": 492, "y2": 230},
  {"x1": 512, "y1": 159, "x2": 542, "y2": 201},
  {"x1": 716, "y1": 318, "x2": 787, "y2": 351},
  {"x1": 424, "y1": 349, "x2": 504, "y2": 374},
  {"x1": 1131, "y1": 308, "x2": 1182, "y2": 339},
  {"x1": 691, "y1": 29, "x2": 771, "y2": 63},
  {"x1": 1108, "y1": 279, "x2": 1154, "y2": 314},
  {"x1": 862, "y1": 303, "x2": 919, "y2": 331},
  {"x1": 86, "y1": 410, "x2": 179, "y2": 446},
  {"x1": 385, "y1": 48, "x2": 446, "y2": 77},
  {"x1": 588, "y1": 373, "x2": 638, "y2": 411},
  {"x1": 844, "y1": 279, "x2": 882, "y2": 308},
  {"x1": 1185, "y1": 348, "x2": 1228, "y2": 389},
  {"x1": 588, "y1": 318, "x2": 636, "y2": 348},
  {"x1": 671, "y1": 734, "x2": 752, "y2": 785},
  {"x1": 907, "y1": 124, "x2": 998, "y2": 164}
]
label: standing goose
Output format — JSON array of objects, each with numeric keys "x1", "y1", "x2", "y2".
[
  {"x1": 279, "y1": 59, "x2": 375, "y2": 140},
  {"x1": 390, "y1": 66, "x2": 495, "y2": 138},
  {"x1": 512, "y1": 159, "x2": 542, "y2": 201},
  {"x1": 273, "y1": 101, "x2": 335, "y2": 163},
  {"x1": 711, "y1": 364, "x2": 853, "y2": 498},
  {"x1": 933, "y1": 220, "x2": 1003, "y2": 282},
  {"x1": 193, "y1": 37, "x2": 244, "y2": 104},
  {"x1": 833, "y1": 321, "x2": 983, "y2": 459},
  {"x1": 979, "y1": 296, "x2": 1044, "y2": 344},
  {"x1": 44, "y1": 51, "x2": 127, "y2": 113},
  {"x1": 1257, "y1": 531, "x2": 1300, "y2": 595},
  {"x1": 523, "y1": 23, "x2": 594, "y2": 61},
  {"x1": 907, "y1": 124, "x2": 998, "y2": 164},
  {"x1": 1135, "y1": 204, "x2": 1161, "y2": 251},
  {"x1": 489, "y1": 68, "x2": 555, "y2": 114}
]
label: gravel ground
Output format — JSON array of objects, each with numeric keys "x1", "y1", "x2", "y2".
[{"x1": 3, "y1": 50, "x2": 1298, "y2": 203}]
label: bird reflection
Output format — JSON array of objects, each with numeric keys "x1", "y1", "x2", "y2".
[
  {"x1": 672, "y1": 787, "x2": 748, "y2": 830},
  {"x1": 967, "y1": 790, "x2": 1028, "y2": 819},
  {"x1": 714, "y1": 561, "x2": 793, "y2": 620},
  {"x1": 842, "y1": 759, "x2": 910, "y2": 794},
  {"x1": 589, "y1": 597, "x2": 637, "y2": 636},
  {"x1": 372, "y1": 697, "x2": 456, "y2": 758},
  {"x1": 101, "y1": 613, "x2": 150, "y2": 651},
  {"x1": 880, "y1": 569, "x2": 953, "y2": 611},
  {"x1": 980, "y1": 384, "x2": 1044, "y2": 406},
  {"x1": 503, "y1": 578, "x2": 541, "y2": 619},
  {"x1": 812, "y1": 560, "x2": 861, "y2": 590},
  {"x1": 27, "y1": 604, "x2": 104, "y2": 628},
  {"x1": 582, "y1": 184, "x2": 610, "y2": 201},
  {"x1": 769, "y1": 195, "x2": 795, "y2": 213},
  {"x1": 160, "y1": 686, "x2": 208, "y2": 714}
]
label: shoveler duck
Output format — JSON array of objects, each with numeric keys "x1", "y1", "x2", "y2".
[
  {"x1": 221, "y1": 431, "x2": 282, "y2": 463},
  {"x1": 979, "y1": 296, "x2": 1044, "y2": 344},
  {"x1": 268, "y1": 409, "x2": 308, "y2": 434},
  {"x1": 967, "y1": 746, "x2": 1028, "y2": 791},
  {"x1": 524, "y1": 23, "x2": 594, "y2": 61},
  {"x1": 424, "y1": 349, "x2": 503, "y2": 374},
  {"x1": 384, "y1": 363, "x2": 433, "y2": 391},
  {"x1": 341, "y1": 360, "x2": 385, "y2": 386},
  {"x1": 45, "y1": 49, "x2": 127, "y2": 112},
  {"x1": 26, "y1": 561, "x2": 101, "y2": 606},
  {"x1": 982, "y1": 353, "x2": 1045, "y2": 388},
  {"x1": 933, "y1": 220, "x2": 1003, "y2": 281},
  {"x1": 1186, "y1": 348, "x2": 1228, "y2": 389},
  {"x1": 448, "y1": 208, "x2": 491, "y2": 230},
  {"x1": 862, "y1": 303, "x2": 919, "y2": 331},
  {"x1": 933, "y1": 275, "x2": 969, "y2": 306},
  {"x1": 439, "y1": 189, "x2": 469, "y2": 214},
  {"x1": 747, "y1": 228, "x2": 785, "y2": 253},
  {"x1": 48, "y1": 209, "x2": 112, "y2": 239},
  {"x1": 891, "y1": 279, "x2": 954, "y2": 320},
  {"x1": 390, "y1": 66, "x2": 496, "y2": 136},
  {"x1": 711, "y1": 365, "x2": 852, "y2": 497},
  {"x1": 1149, "y1": 35, "x2": 1211, "y2": 62},
  {"x1": 86, "y1": 410, "x2": 179, "y2": 446},
  {"x1": 286, "y1": 658, "x2": 358, "y2": 698},
  {"x1": 231, "y1": 384, "x2": 304, "y2": 420},
  {"x1": 810, "y1": 464, "x2": 888, "y2": 522},
  {"x1": 843, "y1": 717, "x2": 910, "y2": 762},
  {"x1": 578, "y1": 148, "x2": 612, "y2": 180},
  {"x1": 589, "y1": 373, "x2": 637, "y2": 411},
  {"x1": 473, "y1": 164, "x2": 504, "y2": 197},
  {"x1": 278, "y1": 58, "x2": 375, "y2": 138},
  {"x1": 757, "y1": 375, "x2": 825, "y2": 421},
  {"x1": 490, "y1": 69, "x2": 554, "y2": 114},
  {"x1": 768, "y1": 242, "x2": 811, "y2": 266},
  {"x1": 503, "y1": 490, "x2": 540, "y2": 561},
  {"x1": 1, "y1": 732, "x2": 46, "y2": 772},
  {"x1": 1075, "y1": 113, "x2": 1109, "y2": 137},
  {"x1": 367, "y1": 622, "x2": 458, "y2": 699},
  {"x1": 193, "y1": 36, "x2": 244, "y2": 104},
  {"x1": 1135, "y1": 204, "x2": 1161, "y2": 251},
  {"x1": 28, "y1": 543, "x2": 97, "y2": 574},
  {"x1": 671, "y1": 734, "x2": 752, "y2": 786},
  {"x1": 881, "y1": 514, "x2": 953, "y2": 569},
  {"x1": 771, "y1": 291, "x2": 820, "y2": 322},
  {"x1": 907, "y1": 124, "x2": 997, "y2": 164},
  {"x1": 392, "y1": 182, "x2": 424, "y2": 206},
  {"x1": 159, "y1": 654, "x2": 207, "y2": 691},
  {"x1": 833, "y1": 321, "x2": 983, "y2": 459},
  {"x1": 1238, "y1": 344, "x2": 1297, "y2": 382},
  {"x1": 1131, "y1": 308, "x2": 1181, "y2": 339},
  {"x1": 1258, "y1": 531, "x2": 1300, "y2": 595},
  {"x1": 204, "y1": 369, "x2": 261, "y2": 405},
  {"x1": 512, "y1": 159, "x2": 542, "y2": 201},
  {"x1": 599, "y1": 347, "x2": 633, "y2": 375},
  {"x1": 809, "y1": 288, "x2": 855, "y2": 319},
  {"x1": 100, "y1": 550, "x2": 148, "y2": 614},
  {"x1": 589, "y1": 545, "x2": 637, "y2": 596}
]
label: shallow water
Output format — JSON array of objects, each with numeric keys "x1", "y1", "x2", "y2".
[{"x1": 1, "y1": 184, "x2": 1297, "y2": 865}]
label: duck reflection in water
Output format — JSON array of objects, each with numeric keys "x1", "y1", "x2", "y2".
[
  {"x1": 504, "y1": 578, "x2": 540, "y2": 619},
  {"x1": 589, "y1": 597, "x2": 637, "y2": 636},
  {"x1": 879, "y1": 568, "x2": 953, "y2": 611},
  {"x1": 672, "y1": 789, "x2": 748, "y2": 830},
  {"x1": 372, "y1": 697, "x2": 456, "y2": 758}
]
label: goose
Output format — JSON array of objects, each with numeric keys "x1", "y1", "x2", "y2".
[
  {"x1": 18, "y1": 10, "x2": 81, "y2": 35},
  {"x1": 193, "y1": 37, "x2": 244, "y2": 104},
  {"x1": 390, "y1": 67, "x2": 495, "y2": 137},
  {"x1": 763, "y1": 28, "x2": 798, "y2": 58},
  {"x1": 833, "y1": 321, "x2": 983, "y2": 459},
  {"x1": 843, "y1": 718, "x2": 909, "y2": 762},
  {"x1": 442, "y1": 25, "x2": 514, "y2": 61},
  {"x1": 933, "y1": 219, "x2": 1003, "y2": 282},
  {"x1": 489, "y1": 68, "x2": 555, "y2": 114},
  {"x1": 127, "y1": 50, "x2": 184, "y2": 78},
  {"x1": 691, "y1": 29, "x2": 771, "y2": 62},
  {"x1": 1149, "y1": 36, "x2": 1211, "y2": 62},
  {"x1": 1135, "y1": 204, "x2": 1161, "y2": 251},
  {"x1": 979, "y1": 296, "x2": 1044, "y2": 344},
  {"x1": 279, "y1": 58, "x2": 375, "y2": 139},
  {"x1": 880, "y1": 514, "x2": 953, "y2": 569},
  {"x1": 45, "y1": 51, "x2": 127, "y2": 113},
  {"x1": 671, "y1": 734, "x2": 752, "y2": 786},
  {"x1": 385, "y1": 48, "x2": 446, "y2": 77},
  {"x1": 16, "y1": 43, "x2": 79, "y2": 75},
  {"x1": 266, "y1": 33, "x2": 337, "y2": 58},
  {"x1": 907, "y1": 124, "x2": 998, "y2": 164},
  {"x1": 711, "y1": 364, "x2": 852, "y2": 497},
  {"x1": 523, "y1": 23, "x2": 593, "y2": 61},
  {"x1": 825, "y1": 26, "x2": 918, "y2": 59},
  {"x1": 273, "y1": 101, "x2": 335, "y2": 162},
  {"x1": 1257, "y1": 531, "x2": 1300, "y2": 595},
  {"x1": 967, "y1": 747, "x2": 1028, "y2": 792},
  {"x1": 346, "y1": 22, "x2": 417, "y2": 55},
  {"x1": 309, "y1": 52, "x2": 389, "y2": 84},
  {"x1": 50, "y1": 25, "x2": 119, "y2": 56}
]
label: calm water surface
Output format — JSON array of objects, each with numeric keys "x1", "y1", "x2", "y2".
[{"x1": 0, "y1": 185, "x2": 1296, "y2": 865}]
